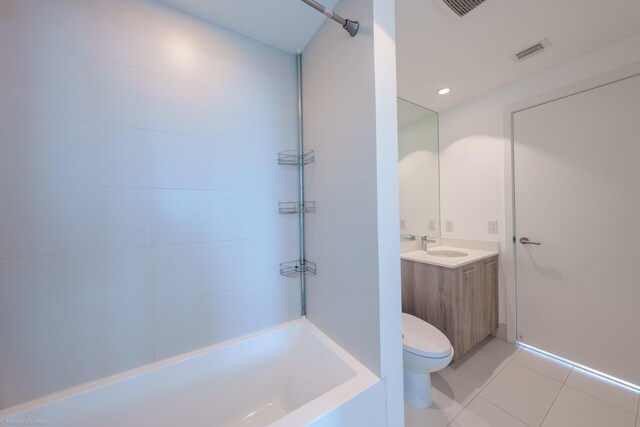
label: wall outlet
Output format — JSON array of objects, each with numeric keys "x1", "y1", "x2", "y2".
[
  {"x1": 445, "y1": 220, "x2": 454, "y2": 233},
  {"x1": 400, "y1": 219, "x2": 406, "y2": 229},
  {"x1": 428, "y1": 220, "x2": 436, "y2": 232},
  {"x1": 488, "y1": 220, "x2": 498, "y2": 234}
]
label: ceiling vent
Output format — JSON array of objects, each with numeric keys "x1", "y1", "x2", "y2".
[
  {"x1": 511, "y1": 39, "x2": 552, "y2": 62},
  {"x1": 440, "y1": 0, "x2": 487, "y2": 17}
]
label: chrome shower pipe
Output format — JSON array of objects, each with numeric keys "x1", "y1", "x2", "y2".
[
  {"x1": 299, "y1": 0, "x2": 359, "y2": 37},
  {"x1": 297, "y1": 53, "x2": 307, "y2": 317}
]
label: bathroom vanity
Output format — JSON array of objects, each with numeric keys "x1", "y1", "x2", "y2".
[{"x1": 401, "y1": 247, "x2": 499, "y2": 360}]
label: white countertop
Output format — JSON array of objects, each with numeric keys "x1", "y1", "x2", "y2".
[{"x1": 401, "y1": 246, "x2": 499, "y2": 269}]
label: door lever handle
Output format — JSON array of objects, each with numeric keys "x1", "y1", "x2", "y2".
[{"x1": 519, "y1": 237, "x2": 541, "y2": 245}]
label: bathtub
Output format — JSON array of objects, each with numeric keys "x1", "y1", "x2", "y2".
[{"x1": 0, "y1": 319, "x2": 380, "y2": 426}]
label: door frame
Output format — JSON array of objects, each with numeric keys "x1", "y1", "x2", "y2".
[{"x1": 502, "y1": 63, "x2": 640, "y2": 343}]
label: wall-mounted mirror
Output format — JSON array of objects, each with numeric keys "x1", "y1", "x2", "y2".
[{"x1": 397, "y1": 98, "x2": 440, "y2": 239}]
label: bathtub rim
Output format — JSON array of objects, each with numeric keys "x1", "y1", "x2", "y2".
[{"x1": 0, "y1": 317, "x2": 380, "y2": 425}]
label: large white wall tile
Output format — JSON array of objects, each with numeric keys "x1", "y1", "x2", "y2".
[
  {"x1": 148, "y1": 73, "x2": 296, "y2": 143},
  {"x1": 150, "y1": 131, "x2": 269, "y2": 191},
  {"x1": 150, "y1": 189, "x2": 266, "y2": 246},
  {"x1": 146, "y1": 2, "x2": 236, "y2": 88},
  {"x1": 0, "y1": 248, "x2": 152, "y2": 333},
  {"x1": 0, "y1": 307, "x2": 154, "y2": 409},
  {"x1": 146, "y1": 1, "x2": 296, "y2": 108},
  {"x1": 0, "y1": 109, "x2": 150, "y2": 187},
  {"x1": 152, "y1": 239, "x2": 269, "y2": 303},
  {"x1": 147, "y1": 73, "x2": 216, "y2": 137},
  {"x1": 153, "y1": 285, "x2": 290, "y2": 360},
  {"x1": 0, "y1": 0, "x2": 148, "y2": 69},
  {"x1": 0, "y1": 48, "x2": 148, "y2": 127},
  {"x1": 0, "y1": 186, "x2": 150, "y2": 258}
]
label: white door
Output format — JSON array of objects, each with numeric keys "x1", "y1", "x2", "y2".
[{"x1": 514, "y1": 74, "x2": 640, "y2": 386}]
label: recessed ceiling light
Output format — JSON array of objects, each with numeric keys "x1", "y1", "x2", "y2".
[{"x1": 438, "y1": 88, "x2": 451, "y2": 95}]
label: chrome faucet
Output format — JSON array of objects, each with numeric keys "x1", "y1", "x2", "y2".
[{"x1": 420, "y1": 235, "x2": 436, "y2": 251}]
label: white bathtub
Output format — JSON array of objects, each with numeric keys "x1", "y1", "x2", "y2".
[{"x1": 0, "y1": 319, "x2": 380, "y2": 426}]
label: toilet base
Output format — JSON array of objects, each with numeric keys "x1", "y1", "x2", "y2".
[{"x1": 403, "y1": 369, "x2": 433, "y2": 408}]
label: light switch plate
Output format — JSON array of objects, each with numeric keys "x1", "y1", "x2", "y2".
[
  {"x1": 428, "y1": 220, "x2": 436, "y2": 231},
  {"x1": 488, "y1": 220, "x2": 498, "y2": 234},
  {"x1": 445, "y1": 220, "x2": 454, "y2": 232}
]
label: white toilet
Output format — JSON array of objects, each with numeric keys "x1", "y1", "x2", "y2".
[{"x1": 402, "y1": 312, "x2": 454, "y2": 408}]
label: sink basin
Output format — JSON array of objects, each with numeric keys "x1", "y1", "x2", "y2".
[{"x1": 427, "y1": 250, "x2": 468, "y2": 258}]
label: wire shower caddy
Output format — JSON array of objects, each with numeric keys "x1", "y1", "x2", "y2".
[
  {"x1": 278, "y1": 149, "x2": 316, "y2": 279},
  {"x1": 278, "y1": 201, "x2": 316, "y2": 215}
]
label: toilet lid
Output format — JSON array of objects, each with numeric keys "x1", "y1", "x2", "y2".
[{"x1": 402, "y1": 313, "x2": 452, "y2": 358}]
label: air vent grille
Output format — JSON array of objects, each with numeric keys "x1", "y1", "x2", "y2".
[
  {"x1": 442, "y1": 0, "x2": 487, "y2": 17},
  {"x1": 516, "y1": 44, "x2": 544, "y2": 61},
  {"x1": 511, "y1": 39, "x2": 552, "y2": 62}
]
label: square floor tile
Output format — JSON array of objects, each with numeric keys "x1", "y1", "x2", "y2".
[
  {"x1": 542, "y1": 386, "x2": 636, "y2": 427},
  {"x1": 512, "y1": 348, "x2": 572, "y2": 383},
  {"x1": 565, "y1": 368, "x2": 640, "y2": 415},
  {"x1": 449, "y1": 396, "x2": 528, "y2": 427},
  {"x1": 441, "y1": 344, "x2": 514, "y2": 393},
  {"x1": 481, "y1": 362, "x2": 562, "y2": 426},
  {"x1": 404, "y1": 373, "x2": 476, "y2": 427}
]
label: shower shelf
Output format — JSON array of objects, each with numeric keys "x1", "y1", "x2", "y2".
[
  {"x1": 279, "y1": 201, "x2": 316, "y2": 215},
  {"x1": 280, "y1": 260, "x2": 317, "y2": 278},
  {"x1": 278, "y1": 150, "x2": 315, "y2": 165}
]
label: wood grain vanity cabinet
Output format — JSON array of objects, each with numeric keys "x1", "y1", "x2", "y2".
[{"x1": 401, "y1": 256, "x2": 499, "y2": 360}]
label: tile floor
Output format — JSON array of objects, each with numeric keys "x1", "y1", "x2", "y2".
[{"x1": 405, "y1": 336, "x2": 640, "y2": 427}]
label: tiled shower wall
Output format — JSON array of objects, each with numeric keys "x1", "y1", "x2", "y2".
[{"x1": 0, "y1": 0, "x2": 299, "y2": 408}]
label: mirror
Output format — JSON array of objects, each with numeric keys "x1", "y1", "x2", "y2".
[{"x1": 397, "y1": 98, "x2": 440, "y2": 239}]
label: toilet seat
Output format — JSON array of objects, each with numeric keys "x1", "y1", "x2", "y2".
[{"x1": 402, "y1": 313, "x2": 452, "y2": 358}]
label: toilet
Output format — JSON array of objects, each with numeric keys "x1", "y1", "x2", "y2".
[{"x1": 402, "y1": 312, "x2": 454, "y2": 408}]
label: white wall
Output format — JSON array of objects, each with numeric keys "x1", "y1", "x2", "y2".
[
  {"x1": 398, "y1": 114, "x2": 440, "y2": 237},
  {"x1": 303, "y1": 0, "x2": 404, "y2": 424},
  {"x1": 0, "y1": 0, "x2": 299, "y2": 409},
  {"x1": 439, "y1": 33, "x2": 640, "y2": 326}
]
